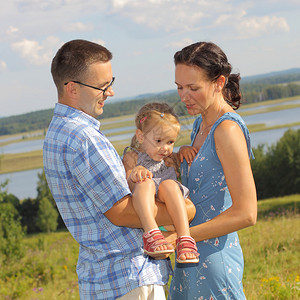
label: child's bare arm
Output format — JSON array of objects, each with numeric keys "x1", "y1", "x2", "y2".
[
  {"x1": 130, "y1": 165, "x2": 153, "y2": 183},
  {"x1": 122, "y1": 151, "x2": 152, "y2": 187},
  {"x1": 179, "y1": 145, "x2": 198, "y2": 165}
]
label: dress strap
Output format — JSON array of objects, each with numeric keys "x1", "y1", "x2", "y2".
[
  {"x1": 211, "y1": 112, "x2": 254, "y2": 159},
  {"x1": 122, "y1": 146, "x2": 139, "y2": 158}
]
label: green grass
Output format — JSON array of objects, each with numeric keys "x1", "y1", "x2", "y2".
[
  {"x1": 0, "y1": 231, "x2": 79, "y2": 300},
  {"x1": 0, "y1": 195, "x2": 299, "y2": 299},
  {"x1": 240, "y1": 195, "x2": 300, "y2": 300},
  {"x1": 241, "y1": 215, "x2": 300, "y2": 300},
  {"x1": 0, "y1": 150, "x2": 43, "y2": 174}
]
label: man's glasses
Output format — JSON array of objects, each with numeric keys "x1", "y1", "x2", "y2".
[{"x1": 64, "y1": 77, "x2": 115, "y2": 96}]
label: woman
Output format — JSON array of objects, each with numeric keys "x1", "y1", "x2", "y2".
[{"x1": 168, "y1": 42, "x2": 257, "y2": 299}]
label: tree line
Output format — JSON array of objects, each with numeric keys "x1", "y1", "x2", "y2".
[
  {"x1": 1, "y1": 69, "x2": 300, "y2": 136},
  {"x1": 1, "y1": 128, "x2": 299, "y2": 260}
]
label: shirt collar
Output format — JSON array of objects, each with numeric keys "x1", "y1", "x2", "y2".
[{"x1": 54, "y1": 103, "x2": 101, "y2": 130}]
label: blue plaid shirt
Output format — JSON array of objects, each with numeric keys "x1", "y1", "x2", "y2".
[{"x1": 43, "y1": 103, "x2": 172, "y2": 299}]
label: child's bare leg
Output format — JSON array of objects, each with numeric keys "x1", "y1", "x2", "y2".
[
  {"x1": 157, "y1": 180, "x2": 198, "y2": 261},
  {"x1": 132, "y1": 178, "x2": 157, "y2": 232},
  {"x1": 132, "y1": 178, "x2": 173, "y2": 253}
]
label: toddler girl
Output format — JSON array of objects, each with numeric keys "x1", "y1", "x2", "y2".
[{"x1": 122, "y1": 102, "x2": 199, "y2": 263}]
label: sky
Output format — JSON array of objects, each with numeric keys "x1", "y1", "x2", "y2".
[{"x1": 0, "y1": 0, "x2": 300, "y2": 118}]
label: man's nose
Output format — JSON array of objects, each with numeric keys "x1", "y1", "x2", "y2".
[{"x1": 106, "y1": 86, "x2": 114, "y2": 97}]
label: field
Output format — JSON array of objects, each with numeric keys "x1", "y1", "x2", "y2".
[
  {"x1": 1, "y1": 96, "x2": 300, "y2": 174},
  {"x1": 0, "y1": 195, "x2": 299, "y2": 300}
]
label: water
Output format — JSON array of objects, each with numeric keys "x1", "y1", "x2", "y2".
[
  {"x1": 0, "y1": 139, "x2": 44, "y2": 155},
  {"x1": 251, "y1": 125, "x2": 300, "y2": 148},
  {"x1": 0, "y1": 128, "x2": 135, "y2": 155},
  {"x1": 0, "y1": 168, "x2": 43, "y2": 199},
  {"x1": 103, "y1": 125, "x2": 135, "y2": 135},
  {"x1": 1, "y1": 103, "x2": 299, "y2": 200},
  {"x1": 241, "y1": 106, "x2": 300, "y2": 127},
  {"x1": 238, "y1": 98, "x2": 300, "y2": 113},
  {"x1": 1, "y1": 106, "x2": 299, "y2": 155}
]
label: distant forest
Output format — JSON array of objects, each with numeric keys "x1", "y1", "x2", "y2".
[{"x1": 1, "y1": 68, "x2": 300, "y2": 136}]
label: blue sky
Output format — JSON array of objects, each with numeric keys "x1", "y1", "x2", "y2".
[{"x1": 0, "y1": 0, "x2": 299, "y2": 117}]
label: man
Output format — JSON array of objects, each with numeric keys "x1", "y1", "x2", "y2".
[{"x1": 43, "y1": 39, "x2": 195, "y2": 299}]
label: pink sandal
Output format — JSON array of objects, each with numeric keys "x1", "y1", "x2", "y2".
[
  {"x1": 143, "y1": 229, "x2": 174, "y2": 257},
  {"x1": 176, "y1": 236, "x2": 199, "y2": 263}
]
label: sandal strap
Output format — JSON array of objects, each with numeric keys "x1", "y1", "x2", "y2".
[
  {"x1": 176, "y1": 236, "x2": 199, "y2": 256},
  {"x1": 143, "y1": 229, "x2": 171, "y2": 252}
]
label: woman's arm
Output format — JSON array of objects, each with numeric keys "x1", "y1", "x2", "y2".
[{"x1": 189, "y1": 120, "x2": 257, "y2": 242}]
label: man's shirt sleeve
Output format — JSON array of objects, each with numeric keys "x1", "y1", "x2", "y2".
[{"x1": 71, "y1": 134, "x2": 131, "y2": 214}]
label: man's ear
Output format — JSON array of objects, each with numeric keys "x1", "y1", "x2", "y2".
[
  {"x1": 64, "y1": 81, "x2": 79, "y2": 98},
  {"x1": 136, "y1": 129, "x2": 144, "y2": 144}
]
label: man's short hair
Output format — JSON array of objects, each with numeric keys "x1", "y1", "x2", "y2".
[{"x1": 51, "y1": 39, "x2": 112, "y2": 96}]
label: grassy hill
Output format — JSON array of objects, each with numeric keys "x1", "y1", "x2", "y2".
[{"x1": 1, "y1": 194, "x2": 299, "y2": 300}]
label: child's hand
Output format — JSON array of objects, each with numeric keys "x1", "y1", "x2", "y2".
[
  {"x1": 129, "y1": 166, "x2": 153, "y2": 183},
  {"x1": 179, "y1": 146, "x2": 198, "y2": 165}
]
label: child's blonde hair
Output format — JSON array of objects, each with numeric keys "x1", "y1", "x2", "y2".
[{"x1": 130, "y1": 102, "x2": 180, "y2": 148}]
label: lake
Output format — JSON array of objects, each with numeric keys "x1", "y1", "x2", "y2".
[
  {"x1": 1, "y1": 106, "x2": 300, "y2": 155},
  {"x1": 0, "y1": 103, "x2": 299, "y2": 199},
  {"x1": 0, "y1": 168, "x2": 43, "y2": 199}
]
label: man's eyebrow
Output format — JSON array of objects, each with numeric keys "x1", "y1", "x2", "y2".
[{"x1": 98, "y1": 80, "x2": 110, "y2": 88}]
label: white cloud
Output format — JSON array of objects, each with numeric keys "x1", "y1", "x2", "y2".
[
  {"x1": 166, "y1": 38, "x2": 194, "y2": 49},
  {"x1": 11, "y1": 36, "x2": 61, "y2": 66},
  {"x1": 238, "y1": 15, "x2": 290, "y2": 38},
  {"x1": 107, "y1": 1, "x2": 293, "y2": 40},
  {"x1": 63, "y1": 22, "x2": 94, "y2": 32},
  {"x1": 6, "y1": 25, "x2": 20, "y2": 35},
  {"x1": 112, "y1": 0, "x2": 132, "y2": 9},
  {"x1": 213, "y1": 7, "x2": 290, "y2": 40},
  {"x1": 0, "y1": 60, "x2": 7, "y2": 72},
  {"x1": 15, "y1": 0, "x2": 63, "y2": 11},
  {"x1": 108, "y1": 0, "x2": 208, "y2": 32},
  {"x1": 92, "y1": 39, "x2": 106, "y2": 46}
]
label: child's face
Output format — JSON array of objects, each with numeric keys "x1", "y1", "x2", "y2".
[{"x1": 137, "y1": 122, "x2": 179, "y2": 161}]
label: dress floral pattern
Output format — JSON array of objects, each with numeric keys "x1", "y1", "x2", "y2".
[{"x1": 169, "y1": 112, "x2": 253, "y2": 300}]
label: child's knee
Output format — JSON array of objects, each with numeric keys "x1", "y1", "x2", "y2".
[
  {"x1": 140, "y1": 178, "x2": 156, "y2": 193},
  {"x1": 159, "y1": 180, "x2": 180, "y2": 193}
]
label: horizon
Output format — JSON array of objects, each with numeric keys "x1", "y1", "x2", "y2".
[
  {"x1": 1, "y1": 1, "x2": 300, "y2": 117},
  {"x1": 1, "y1": 66, "x2": 299, "y2": 119}
]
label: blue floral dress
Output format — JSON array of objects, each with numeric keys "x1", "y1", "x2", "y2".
[{"x1": 169, "y1": 112, "x2": 253, "y2": 300}]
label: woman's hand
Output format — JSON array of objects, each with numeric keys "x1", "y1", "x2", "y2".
[
  {"x1": 179, "y1": 146, "x2": 198, "y2": 165},
  {"x1": 129, "y1": 165, "x2": 153, "y2": 183}
]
